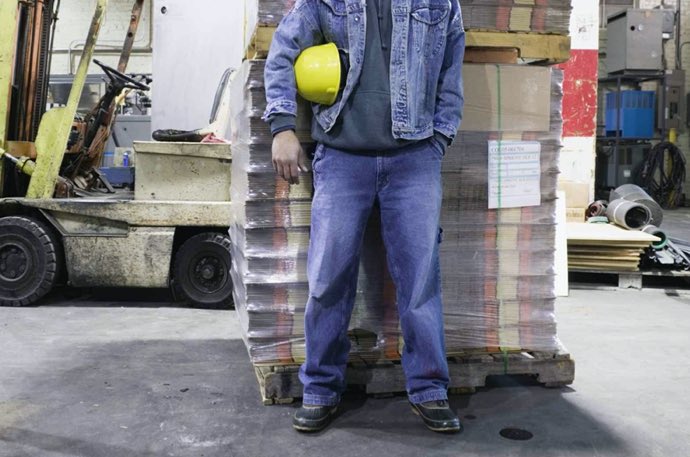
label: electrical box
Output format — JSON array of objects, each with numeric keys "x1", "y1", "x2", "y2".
[
  {"x1": 606, "y1": 9, "x2": 664, "y2": 73},
  {"x1": 596, "y1": 142, "x2": 651, "y2": 189},
  {"x1": 657, "y1": 70, "x2": 685, "y2": 132}
]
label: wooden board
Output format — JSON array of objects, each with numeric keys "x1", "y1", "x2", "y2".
[
  {"x1": 464, "y1": 47, "x2": 518, "y2": 64},
  {"x1": 465, "y1": 30, "x2": 570, "y2": 63},
  {"x1": 246, "y1": 26, "x2": 571, "y2": 64},
  {"x1": 569, "y1": 260, "x2": 639, "y2": 270},
  {"x1": 254, "y1": 349, "x2": 575, "y2": 405},
  {"x1": 569, "y1": 255, "x2": 641, "y2": 262},
  {"x1": 568, "y1": 246, "x2": 642, "y2": 255},
  {"x1": 567, "y1": 223, "x2": 659, "y2": 244}
]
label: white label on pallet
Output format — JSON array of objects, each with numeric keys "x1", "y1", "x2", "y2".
[{"x1": 488, "y1": 140, "x2": 542, "y2": 209}]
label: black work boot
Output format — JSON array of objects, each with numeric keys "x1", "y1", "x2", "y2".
[
  {"x1": 410, "y1": 400, "x2": 462, "y2": 433},
  {"x1": 293, "y1": 404, "x2": 338, "y2": 432}
]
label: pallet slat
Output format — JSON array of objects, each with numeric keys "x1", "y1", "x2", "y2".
[{"x1": 255, "y1": 350, "x2": 575, "y2": 404}]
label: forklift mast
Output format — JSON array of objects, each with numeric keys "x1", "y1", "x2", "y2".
[
  {"x1": 0, "y1": 0, "x2": 109, "y2": 199},
  {"x1": 1, "y1": 0, "x2": 61, "y2": 198}
]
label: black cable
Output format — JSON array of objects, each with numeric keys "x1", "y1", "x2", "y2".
[{"x1": 634, "y1": 141, "x2": 687, "y2": 208}]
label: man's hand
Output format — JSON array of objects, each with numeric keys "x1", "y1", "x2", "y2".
[{"x1": 272, "y1": 130, "x2": 310, "y2": 185}]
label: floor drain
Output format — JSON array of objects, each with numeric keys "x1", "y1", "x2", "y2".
[{"x1": 499, "y1": 428, "x2": 534, "y2": 441}]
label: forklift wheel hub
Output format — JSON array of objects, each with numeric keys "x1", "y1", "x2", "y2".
[{"x1": 0, "y1": 243, "x2": 30, "y2": 282}]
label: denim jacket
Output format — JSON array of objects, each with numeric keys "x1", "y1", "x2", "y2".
[{"x1": 262, "y1": 0, "x2": 465, "y2": 142}]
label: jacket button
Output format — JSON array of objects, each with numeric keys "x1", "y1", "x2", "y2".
[{"x1": 354, "y1": 16, "x2": 359, "y2": 22}]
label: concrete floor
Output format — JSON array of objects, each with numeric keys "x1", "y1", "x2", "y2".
[
  {"x1": 654, "y1": 206, "x2": 690, "y2": 240},
  {"x1": 1, "y1": 287, "x2": 689, "y2": 457}
]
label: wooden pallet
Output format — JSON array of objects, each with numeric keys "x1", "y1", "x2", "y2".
[
  {"x1": 246, "y1": 26, "x2": 571, "y2": 64},
  {"x1": 570, "y1": 269, "x2": 690, "y2": 290},
  {"x1": 254, "y1": 348, "x2": 575, "y2": 405}
]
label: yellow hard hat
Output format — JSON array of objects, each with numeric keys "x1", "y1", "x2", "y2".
[{"x1": 294, "y1": 42, "x2": 342, "y2": 106}]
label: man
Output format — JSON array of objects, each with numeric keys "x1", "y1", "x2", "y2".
[{"x1": 263, "y1": 0, "x2": 465, "y2": 433}]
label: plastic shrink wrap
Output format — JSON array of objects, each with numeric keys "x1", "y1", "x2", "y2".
[
  {"x1": 230, "y1": 59, "x2": 564, "y2": 365},
  {"x1": 244, "y1": 0, "x2": 572, "y2": 43}
]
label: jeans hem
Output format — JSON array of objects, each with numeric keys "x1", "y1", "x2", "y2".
[
  {"x1": 409, "y1": 390, "x2": 448, "y2": 404},
  {"x1": 302, "y1": 393, "x2": 340, "y2": 406}
]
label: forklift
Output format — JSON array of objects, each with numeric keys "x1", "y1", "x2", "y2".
[{"x1": 0, "y1": 0, "x2": 234, "y2": 307}]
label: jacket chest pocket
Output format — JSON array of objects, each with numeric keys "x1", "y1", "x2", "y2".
[
  {"x1": 410, "y1": 2, "x2": 450, "y2": 57},
  {"x1": 319, "y1": 0, "x2": 348, "y2": 48}
]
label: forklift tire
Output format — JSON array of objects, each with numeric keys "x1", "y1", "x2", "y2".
[
  {"x1": 172, "y1": 232, "x2": 234, "y2": 309},
  {"x1": 0, "y1": 216, "x2": 61, "y2": 307}
]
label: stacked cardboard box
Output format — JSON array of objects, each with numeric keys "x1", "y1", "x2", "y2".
[
  {"x1": 230, "y1": 59, "x2": 565, "y2": 364},
  {"x1": 440, "y1": 66, "x2": 563, "y2": 352}
]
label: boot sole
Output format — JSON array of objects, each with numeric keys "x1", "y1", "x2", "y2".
[
  {"x1": 293, "y1": 406, "x2": 338, "y2": 432},
  {"x1": 411, "y1": 405, "x2": 462, "y2": 433}
]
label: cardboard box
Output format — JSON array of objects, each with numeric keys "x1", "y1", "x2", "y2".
[
  {"x1": 566, "y1": 207, "x2": 586, "y2": 223},
  {"x1": 558, "y1": 180, "x2": 591, "y2": 209},
  {"x1": 461, "y1": 65, "x2": 552, "y2": 132}
]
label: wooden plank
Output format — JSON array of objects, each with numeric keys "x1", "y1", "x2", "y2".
[
  {"x1": 618, "y1": 273, "x2": 643, "y2": 289},
  {"x1": 465, "y1": 30, "x2": 570, "y2": 63},
  {"x1": 464, "y1": 47, "x2": 518, "y2": 64},
  {"x1": 567, "y1": 223, "x2": 659, "y2": 243},
  {"x1": 246, "y1": 26, "x2": 571, "y2": 64},
  {"x1": 569, "y1": 260, "x2": 639, "y2": 270}
]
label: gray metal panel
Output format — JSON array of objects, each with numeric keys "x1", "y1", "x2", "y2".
[
  {"x1": 13, "y1": 198, "x2": 232, "y2": 227},
  {"x1": 134, "y1": 143, "x2": 232, "y2": 201},
  {"x1": 625, "y1": 10, "x2": 662, "y2": 71},
  {"x1": 606, "y1": 14, "x2": 627, "y2": 74},
  {"x1": 105, "y1": 115, "x2": 152, "y2": 151},
  {"x1": 606, "y1": 9, "x2": 663, "y2": 73},
  {"x1": 657, "y1": 70, "x2": 685, "y2": 131},
  {"x1": 63, "y1": 226, "x2": 174, "y2": 288}
]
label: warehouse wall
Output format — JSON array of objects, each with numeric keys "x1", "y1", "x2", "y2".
[
  {"x1": 51, "y1": 0, "x2": 153, "y2": 76},
  {"x1": 150, "y1": 0, "x2": 245, "y2": 133}
]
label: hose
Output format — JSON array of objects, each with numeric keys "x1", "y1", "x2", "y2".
[{"x1": 634, "y1": 141, "x2": 686, "y2": 209}]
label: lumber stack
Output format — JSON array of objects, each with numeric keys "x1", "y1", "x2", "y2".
[
  {"x1": 567, "y1": 223, "x2": 659, "y2": 272},
  {"x1": 229, "y1": 59, "x2": 566, "y2": 364}
]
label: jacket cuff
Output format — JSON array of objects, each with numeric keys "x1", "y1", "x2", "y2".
[
  {"x1": 270, "y1": 114, "x2": 297, "y2": 136},
  {"x1": 433, "y1": 131, "x2": 450, "y2": 152}
]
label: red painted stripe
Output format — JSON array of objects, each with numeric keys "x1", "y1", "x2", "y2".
[{"x1": 556, "y1": 49, "x2": 599, "y2": 138}]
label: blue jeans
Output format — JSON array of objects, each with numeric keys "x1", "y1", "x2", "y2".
[{"x1": 299, "y1": 139, "x2": 450, "y2": 406}]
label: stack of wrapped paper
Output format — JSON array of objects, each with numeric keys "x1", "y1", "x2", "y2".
[{"x1": 229, "y1": 59, "x2": 565, "y2": 365}]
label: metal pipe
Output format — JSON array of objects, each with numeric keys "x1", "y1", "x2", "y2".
[
  {"x1": 641, "y1": 225, "x2": 669, "y2": 250},
  {"x1": 609, "y1": 184, "x2": 664, "y2": 227},
  {"x1": 586, "y1": 200, "x2": 608, "y2": 218},
  {"x1": 606, "y1": 198, "x2": 652, "y2": 230}
]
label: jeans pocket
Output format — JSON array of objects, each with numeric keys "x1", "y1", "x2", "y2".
[{"x1": 312, "y1": 143, "x2": 327, "y2": 174}]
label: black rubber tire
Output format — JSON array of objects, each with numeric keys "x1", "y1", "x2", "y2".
[
  {"x1": 172, "y1": 232, "x2": 234, "y2": 309},
  {"x1": 0, "y1": 216, "x2": 60, "y2": 307}
]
